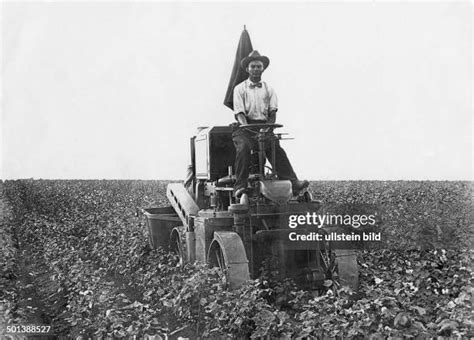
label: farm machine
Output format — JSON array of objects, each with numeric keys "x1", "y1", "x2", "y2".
[{"x1": 143, "y1": 124, "x2": 359, "y2": 290}]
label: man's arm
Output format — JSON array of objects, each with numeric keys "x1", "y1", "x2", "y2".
[
  {"x1": 235, "y1": 112, "x2": 248, "y2": 125},
  {"x1": 267, "y1": 84, "x2": 278, "y2": 124},
  {"x1": 233, "y1": 85, "x2": 247, "y2": 125}
]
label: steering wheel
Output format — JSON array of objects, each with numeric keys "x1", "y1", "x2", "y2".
[
  {"x1": 239, "y1": 124, "x2": 283, "y2": 136},
  {"x1": 239, "y1": 123, "x2": 283, "y2": 130}
]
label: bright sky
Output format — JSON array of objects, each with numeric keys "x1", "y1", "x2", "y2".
[{"x1": 1, "y1": 2, "x2": 472, "y2": 180}]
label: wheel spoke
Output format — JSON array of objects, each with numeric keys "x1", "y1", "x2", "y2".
[
  {"x1": 320, "y1": 244, "x2": 338, "y2": 281},
  {"x1": 176, "y1": 239, "x2": 183, "y2": 265},
  {"x1": 320, "y1": 250, "x2": 330, "y2": 269}
]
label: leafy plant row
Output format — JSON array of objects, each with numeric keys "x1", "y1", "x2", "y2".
[
  {"x1": 1, "y1": 180, "x2": 472, "y2": 338},
  {"x1": 310, "y1": 181, "x2": 473, "y2": 250}
]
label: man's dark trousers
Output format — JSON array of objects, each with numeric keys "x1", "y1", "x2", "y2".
[{"x1": 232, "y1": 128, "x2": 298, "y2": 192}]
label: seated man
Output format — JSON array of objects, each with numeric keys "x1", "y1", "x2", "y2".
[{"x1": 232, "y1": 50, "x2": 309, "y2": 197}]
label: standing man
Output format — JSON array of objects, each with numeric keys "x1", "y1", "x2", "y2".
[{"x1": 232, "y1": 50, "x2": 309, "y2": 197}]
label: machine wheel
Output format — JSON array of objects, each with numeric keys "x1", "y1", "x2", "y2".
[
  {"x1": 170, "y1": 226, "x2": 186, "y2": 266},
  {"x1": 334, "y1": 249, "x2": 359, "y2": 291},
  {"x1": 318, "y1": 229, "x2": 359, "y2": 291},
  {"x1": 207, "y1": 232, "x2": 250, "y2": 289}
]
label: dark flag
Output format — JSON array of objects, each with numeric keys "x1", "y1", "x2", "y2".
[{"x1": 223, "y1": 27, "x2": 253, "y2": 110}]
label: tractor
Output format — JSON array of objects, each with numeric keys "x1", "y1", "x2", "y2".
[{"x1": 144, "y1": 123, "x2": 359, "y2": 290}]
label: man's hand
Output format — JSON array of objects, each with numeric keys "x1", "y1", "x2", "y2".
[
  {"x1": 267, "y1": 109, "x2": 277, "y2": 124},
  {"x1": 236, "y1": 113, "x2": 248, "y2": 125}
]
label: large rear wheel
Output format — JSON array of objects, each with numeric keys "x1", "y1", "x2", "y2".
[{"x1": 207, "y1": 232, "x2": 250, "y2": 289}]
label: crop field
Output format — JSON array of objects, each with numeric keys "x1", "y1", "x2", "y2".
[{"x1": 0, "y1": 179, "x2": 473, "y2": 338}]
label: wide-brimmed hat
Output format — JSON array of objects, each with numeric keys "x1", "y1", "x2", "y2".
[{"x1": 241, "y1": 50, "x2": 270, "y2": 70}]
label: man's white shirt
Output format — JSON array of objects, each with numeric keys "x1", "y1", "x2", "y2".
[{"x1": 233, "y1": 79, "x2": 278, "y2": 121}]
